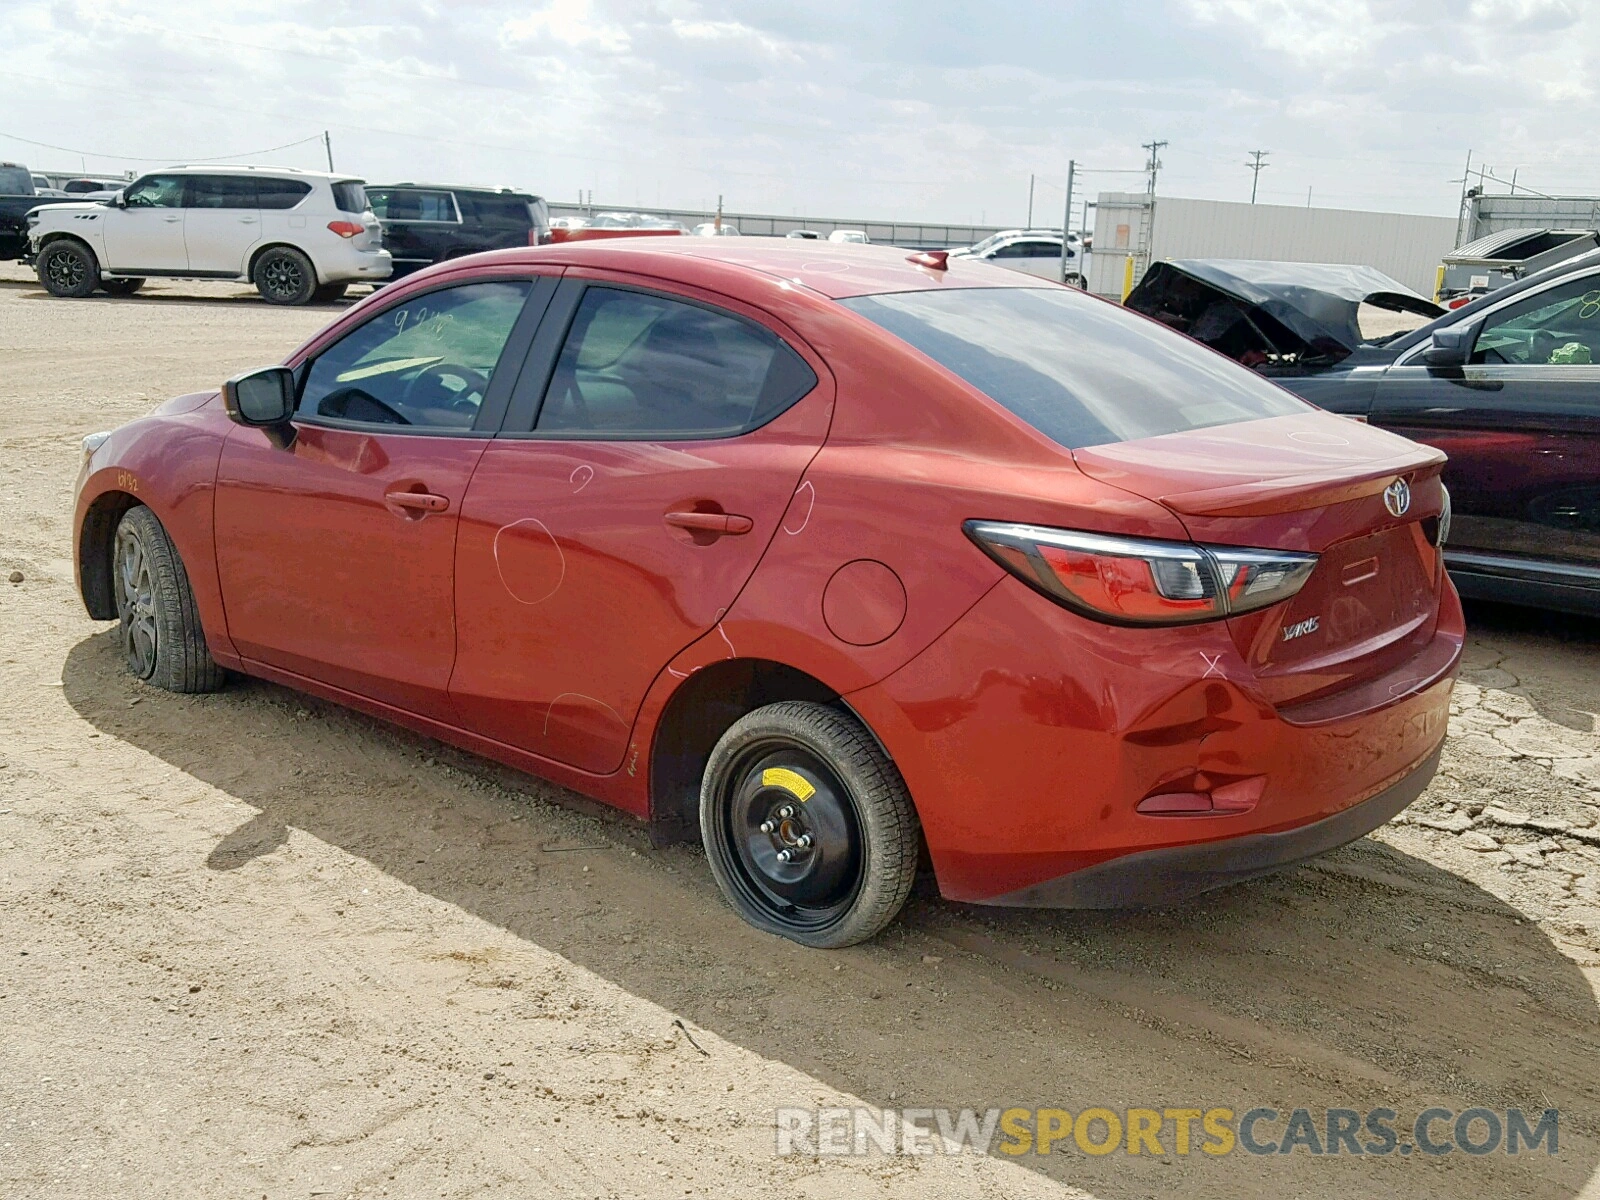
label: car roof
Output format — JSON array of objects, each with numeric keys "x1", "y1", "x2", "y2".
[
  {"x1": 154, "y1": 165, "x2": 357, "y2": 182},
  {"x1": 451, "y1": 238, "x2": 1045, "y2": 300},
  {"x1": 378, "y1": 183, "x2": 540, "y2": 198}
]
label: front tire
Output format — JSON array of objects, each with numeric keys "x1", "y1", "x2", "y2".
[
  {"x1": 253, "y1": 247, "x2": 317, "y2": 305},
  {"x1": 101, "y1": 277, "x2": 145, "y2": 296},
  {"x1": 311, "y1": 282, "x2": 348, "y2": 304},
  {"x1": 113, "y1": 506, "x2": 226, "y2": 693},
  {"x1": 37, "y1": 240, "x2": 100, "y2": 298},
  {"x1": 700, "y1": 701, "x2": 920, "y2": 948}
]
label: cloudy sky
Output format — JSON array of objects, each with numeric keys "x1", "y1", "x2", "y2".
[{"x1": 4, "y1": 0, "x2": 1598, "y2": 226}]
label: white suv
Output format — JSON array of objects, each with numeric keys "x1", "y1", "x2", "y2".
[{"x1": 28, "y1": 166, "x2": 392, "y2": 305}]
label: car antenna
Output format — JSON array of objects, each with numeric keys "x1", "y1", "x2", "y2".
[{"x1": 906, "y1": 250, "x2": 949, "y2": 270}]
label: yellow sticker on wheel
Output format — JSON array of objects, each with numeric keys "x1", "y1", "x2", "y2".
[{"x1": 761, "y1": 767, "x2": 816, "y2": 802}]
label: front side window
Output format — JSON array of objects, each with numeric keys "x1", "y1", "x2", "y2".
[
  {"x1": 1471, "y1": 274, "x2": 1600, "y2": 365},
  {"x1": 299, "y1": 281, "x2": 532, "y2": 430},
  {"x1": 841, "y1": 287, "x2": 1308, "y2": 449},
  {"x1": 535, "y1": 287, "x2": 818, "y2": 437},
  {"x1": 123, "y1": 175, "x2": 185, "y2": 208},
  {"x1": 187, "y1": 176, "x2": 258, "y2": 209}
]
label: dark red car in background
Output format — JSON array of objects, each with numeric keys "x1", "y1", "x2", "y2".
[{"x1": 74, "y1": 240, "x2": 1460, "y2": 947}]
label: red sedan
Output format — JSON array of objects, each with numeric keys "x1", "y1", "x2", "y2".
[{"x1": 74, "y1": 240, "x2": 1461, "y2": 947}]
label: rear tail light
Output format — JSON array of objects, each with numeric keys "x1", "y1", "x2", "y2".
[
  {"x1": 327, "y1": 221, "x2": 364, "y2": 238},
  {"x1": 964, "y1": 520, "x2": 1318, "y2": 626}
]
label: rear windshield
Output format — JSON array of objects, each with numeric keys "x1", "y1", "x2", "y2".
[
  {"x1": 331, "y1": 181, "x2": 369, "y2": 214},
  {"x1": 841, "y1": 287, "x2": 1309, "y2": 448}
]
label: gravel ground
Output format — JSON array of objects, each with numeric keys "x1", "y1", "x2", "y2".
[{"x1": 1, "y1": 262, "x2": 1598, "y2": 1199}]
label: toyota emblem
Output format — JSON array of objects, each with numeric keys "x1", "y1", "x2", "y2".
[{"x1": 1383, "y1": 478, "x2": 1411, "y2": 518}]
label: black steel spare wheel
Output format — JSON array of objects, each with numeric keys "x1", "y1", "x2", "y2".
[{"x1": 700, "y1": 701, "x2": 920, "y2": 948}]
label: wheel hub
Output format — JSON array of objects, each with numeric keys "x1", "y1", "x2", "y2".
[{"x1": 725, "y1": 750, "x2": 862, "y2": 919}]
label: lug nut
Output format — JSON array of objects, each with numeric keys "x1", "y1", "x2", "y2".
[
  {"x1": 777, "y1": 805, "x2": 795, "y2": 819},
  {"x1": 777, "y1": 849, "x2": 793, "y2": 863},
  {"x1": 797, "y1": 834, "x2": 813, "y2": 849},
  {"x1": 759, "y1": 820, "x2": 775, "y2": 834}
]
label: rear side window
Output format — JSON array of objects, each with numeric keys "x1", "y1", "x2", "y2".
[
  {"x1": 536, "y1": 287, "x2": 817, "y2": 438},
  {"x1": 369, "y1": 188, "x2": 455, "y2": 222},
  {"x1": 841, "y1": 287, "x2": 1308, "y2": 448},
  {"x1": 260, "y1": 178, "x2": 313, "y2": 210},
  {"x1": 187, "y1": 176, "x2": 258, "y2": 208},
  {"x1": 330, "y1": 181, "x2": 369, "y2": 214},
  {"x1": 0, "y1": 166, "x2": 31, "y2": 193},
  {"x1": 460, "y1": 194, "x2": 533, "y2": 225}
]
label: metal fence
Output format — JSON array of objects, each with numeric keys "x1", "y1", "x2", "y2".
[{"x1": 547, "y1": 203, "x2": 1009, "y2": 249}]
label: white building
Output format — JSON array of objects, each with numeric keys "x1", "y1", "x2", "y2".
[{"x1": 1089, "y1": 192, "x2": 1460, "y2": 300}]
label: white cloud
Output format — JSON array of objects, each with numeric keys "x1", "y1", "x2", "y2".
[{"x1": 3, "y1": 0, "x2": 1600, "y2": 223}]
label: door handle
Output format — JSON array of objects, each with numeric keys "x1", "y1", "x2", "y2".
[
  {"x1": 385, "y1": 490, "x2": 450, "y2": 516},
  {"x1": 239, "y1": 217, "x2": 258, "y2": 224},
  {"x1": 664, "y1": 510, "x2": 753, "y2": 536},
  {"x1": 163, "y1": 216, "x2": 181, "y2": 223}
]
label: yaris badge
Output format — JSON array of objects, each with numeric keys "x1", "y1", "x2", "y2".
[
  {"x1": 1383, "y1": 478, "x2": 1411, "y2": 518},
  {"x1": 1282, "y1": 616, "x2": 1320, "y2": 642}
]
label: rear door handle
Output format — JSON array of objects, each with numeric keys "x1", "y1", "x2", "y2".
[
  {"x1": 664, "y1": 510, "x2": 753, "y2": 536},
  {"x1": 385, "y1": 490, "x2": 450, "y2": 516}
]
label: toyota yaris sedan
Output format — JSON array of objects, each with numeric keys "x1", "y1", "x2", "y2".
[{"x1": 74, "y1": 240, "x2": 1461, "y2": 947}]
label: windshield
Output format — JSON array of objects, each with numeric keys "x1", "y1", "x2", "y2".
[{"x1": 841, "y1": 287, "x2": 1309, "y2": 449}]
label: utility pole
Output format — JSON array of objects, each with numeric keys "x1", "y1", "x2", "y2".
[
  {"x1": 1246, "y1": 149, "x2": 1269, "y2": 203},
  {"x1": 1141, "y1": 139, "x2": 1166, "y2": 199},
  {"x1": 1027, "y1": 174, "x2": 1035, "y2": 229},
  {"x1": 1453, "y1": 149, "x2": 1473, "y2": 247},
  {"x1": 1136, "y1": 139, "x2": 1165, "y2": 289},
  {"x1": 1058, "y1": 159, "x2": 1075, "y2": 284},
  {"x1": 323, "y1": 130, "x2": 334, "y2": 172},
  {"x1": 715, "y1": 194, "x2": 723, "y2": 232}
]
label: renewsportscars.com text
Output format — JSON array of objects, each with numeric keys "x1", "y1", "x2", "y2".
[{"x1": 774, "y1": 1105, "x2": 1559, "y2": 1158}]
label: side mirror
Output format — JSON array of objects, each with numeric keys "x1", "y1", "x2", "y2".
[
  {"x1": 112, "y1": 192, "x2": 127, "y2": 208},
  {"x1": 222, "y1": 366, "x2": 296, "y2": 445},
  {"x1": 1422, "y1": 326, "x2": 1473, "y2": 368}
]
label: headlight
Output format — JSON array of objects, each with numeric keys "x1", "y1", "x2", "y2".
[{"x1": 81, "y1": 431, "x2": 112, "y2": 468}]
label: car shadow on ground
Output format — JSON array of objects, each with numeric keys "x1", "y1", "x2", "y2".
[
  {"x1": 0, "y1": 277, "x2": 357, "y2": 308},
  {"x1": 60, "y1": 632, "x2": 1598, "y2": 1199}
]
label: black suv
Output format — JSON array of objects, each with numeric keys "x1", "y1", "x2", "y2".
[{"x1": 366, "y1": 184, "x2": 551, "y2": 279}]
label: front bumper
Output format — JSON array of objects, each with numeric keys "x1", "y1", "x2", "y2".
[{"x1": 976, "y1": 743, "x2": 1441, "y2": 908}]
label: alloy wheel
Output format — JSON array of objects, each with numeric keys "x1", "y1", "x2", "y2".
[
  {"x1": 46, "y1": 249, "x2": 85, "y2": 291},
  {"x1": 262, "y1": 257, "x2": 303, "y2": 300},
  {"x1": 116, "y1": 522, "x2": 159, "y2": 678}
]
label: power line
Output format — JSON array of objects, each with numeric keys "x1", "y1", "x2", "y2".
[
  {"x1": 0, "y1": 128, "x2": 325, "y2": 164},
  {"x1": 1246, "y1": 149, "x2": 1270, "y2": 203}
]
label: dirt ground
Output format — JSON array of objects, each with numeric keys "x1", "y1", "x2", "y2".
[{"x1": 2, "y1": 261, "x2": 1599, "y2": 1200}]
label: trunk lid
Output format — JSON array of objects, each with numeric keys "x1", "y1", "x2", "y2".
[{"x1": 1073, "y1": 412, "x2": 1448, "y2": 707}]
